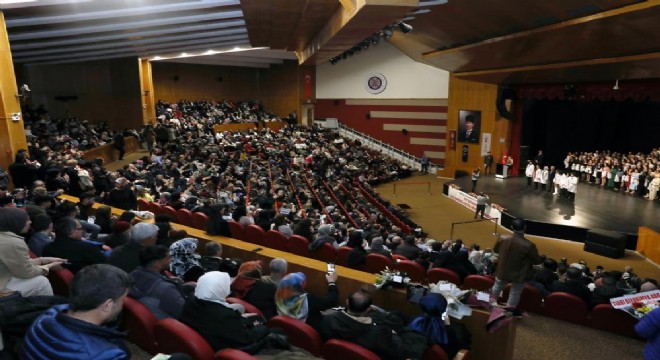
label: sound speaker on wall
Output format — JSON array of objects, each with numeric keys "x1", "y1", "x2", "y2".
[{"x1": 496, "y1": 87, "x2": 516, "y2": 120}]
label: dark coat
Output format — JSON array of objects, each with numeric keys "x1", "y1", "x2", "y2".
[
  {"x1": 318, "y1": 310, "x2": 407, "y2": 360},
  {"x1": 493, "y1": 232, "x2": 541, "y2": 283},
  {"x1": 243, "y1": 280, "x2": 277, "y2": 320},
  {"x1": 42, "y1": 236, "x2": 106, "y2": 273},
  {"x1": 107, "y1": 242, "x2": 142, "y2": 274},
  {"x1": 130, "y1": 267, "x2": 187, "y2": 319},
  {"x1": 551, "y1": 279, "x2": 592, "y2": 305},
  {"x1": 394, "y1": 243, "x2": 422, "y2": 261},
  {"x1": 179, "y1": 296, "x2": 270, "y2": 352},
  {"x1": 106, "y1": 187, "x2": 137, "y2": 210}
]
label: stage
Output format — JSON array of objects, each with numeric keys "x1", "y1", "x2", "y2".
[{"x1": 449, "y1": 174, "x2": 660, "y2": 249}]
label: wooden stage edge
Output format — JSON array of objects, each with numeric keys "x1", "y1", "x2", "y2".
[{"x1": 58, "y1": 194, "x2": 515, "y2": 360}]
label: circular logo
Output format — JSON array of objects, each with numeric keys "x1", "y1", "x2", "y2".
[{"x1": 365, "y1": 73, "x2": 387, "y2": 94}]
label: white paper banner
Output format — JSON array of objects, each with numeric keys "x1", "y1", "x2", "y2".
[
  {"x1": 481, "y1": 133, "x2": 492, "y2": 157},
  {"x1": 610, "y1": 290, "x2": 660, "y2": 309},
  {"x1": 447, "y1": 186, "x2": 502, "y2": 224}
]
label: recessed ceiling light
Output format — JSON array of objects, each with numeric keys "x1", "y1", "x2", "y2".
[{"x1": 0, "y1": 0, "x2": 36, "y2": 4}]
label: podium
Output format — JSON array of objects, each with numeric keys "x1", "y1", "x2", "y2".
[{"x1": 496, "y1": 164, "x2": 510, "y2": 179}]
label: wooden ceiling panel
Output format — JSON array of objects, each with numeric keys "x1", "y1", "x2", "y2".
[{"x1": 422, "y1": 2, "x2": 660, "y2": 73}]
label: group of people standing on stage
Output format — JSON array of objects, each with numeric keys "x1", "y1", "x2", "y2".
[
  {"x1": 562, "y1": 149, "x2": 660, "y2": 201},
  {"x1": 525, "y1": 155, "x2": 579, "y2": 201}
]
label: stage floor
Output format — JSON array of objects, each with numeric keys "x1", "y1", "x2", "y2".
[{"x1": 451, "y1": 174, "x2": 659, "y2": 235}]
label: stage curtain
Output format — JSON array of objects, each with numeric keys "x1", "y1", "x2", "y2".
[
  {"x1": 515, "y1": 80, "x2": 660, "y2": 102},
  {"x1": 508, "y1": 101, "x2": 524, "y2": 176},
  {"x1": 637, "y1": 227, "x2": 660, "y2": 265}
]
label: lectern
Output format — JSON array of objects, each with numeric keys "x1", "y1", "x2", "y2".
[{"x1": 496, "y1": 164, "x2": 510, "y2": 179}]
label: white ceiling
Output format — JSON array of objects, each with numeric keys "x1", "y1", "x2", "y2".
[{"x1": 1, "y1": 0, "x2": 296, "y2": 68}]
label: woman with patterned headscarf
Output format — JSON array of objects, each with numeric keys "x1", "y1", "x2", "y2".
[
  {"x1": 276, "y1": 272, "x2": 339, "y2": 329},
  {"x1": 169, "y1": 238, "x2": 204, "y2": 282},
  {"x1": 0, "y1": 208, "x2": 66, "y2": 296},
  {"x1": 408, "y1": 293, "x2": 471, "y2": 359}
]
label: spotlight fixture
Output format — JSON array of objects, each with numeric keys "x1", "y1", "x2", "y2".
[
  {"x1": 398, "y1": 22, "x2": 413, "y2": 33},
  {"x1": 613, "y1": 79, "x2": 620, "y2": 90},
  {"x1": 341, "y1": 52, "x2": 347, "y2": 59},
  {"x1": 383, "y1": 28, "x2": 393, "y2": 39},
  {"x1": 329, "y1": 57, "x2": 339, "y2": 65},
  {"x1": 371, "y1": 34, "x2": 381, "y2": 45}
]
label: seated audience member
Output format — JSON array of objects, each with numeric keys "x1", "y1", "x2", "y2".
[
  {"x1": 242, "y1": 259, "x2": 289, "y2": 320},
  {"x1": 415, "y1": 251, "x2": 432, "y2": 271},
  {"x1": 551, "y1": 266, "x2": 591, "y2": 305},
  {"x1": 395, "y1": 235, "x2": 422, "y2": 261},
  {"x1": 640, "y1": 279, "x2": 658, "y2": 293},
  {"x1": 534, "y1": 258, "x2": 559, "y2": 292},
  {"x1": 94, "y1": 205, "x2": 115, "y2": 235},
  {"x1": 409, "y1": 293, "x2": 472, "y2": 359},
  {"x1": 27, "y1": 213, "x2": 54, "y2": 256},
  {"x1": 43, "y1": 217, "x2": 106, "y2": 273},
  {"x1": 205, "y1": 205, "x2": 231, "y2": 237},
  {"x1": 271, "y1": 214, "x2": 293, "y2": 238},
  {"x1": 130, "y1": 245, "x2": 187, "y2": 319},
  {"x1": 591, "y1": 273, "x2": 626, "y2": 308},
  {"x1": 368, "y1": 236, "x2": 392, "y2": 259},
  {"x1": 0, "y1": 208, "x2": 64, "y2": 296},
  {"x1": 308, "y1": 224, "x2": 339, "y2": 251},
  {"x1": 345, "y1": 231, "x2": 367, "y2": 268},
  {"x1": 275, "y1": 271, "x2": 338, "y2": 329},
  {"x1": 77, "y1": 192, "x2": 101, "y2": 239},
  {"x1": 635, "y1": 307, "x2": 660, "y2": 360},
  {"x1": 105, "y1": 177, "x2": 137, "y2": 211},
  {"x1": 199, "y1": 242, "x2": 242, "y2": 277},
  {"x1": 108, "y1": 222, "x2": 158, "y2": 274},
  {"x1": 230, "y1": 261, "x2": 263, "y2": 299},
  {"x1": 101, "y1": 221, "x2": 132, "y2": 249},
  {"x1": 319, "y1": 290, "x2": 411, "y2": 360},
  {"x1": 169, "y1": 238, "x2": 205, "y2": 282},
  {"x1": 293, "y1": 218, "x2": 314, "y2": 243},
  {"x1": 21, "y1": 264, "x2": 134, "y2": 359},
  {"x1": 179, "y1": 271, "x2": 271, "y2": 352},
  {"x1": 154, "y1": 214, "x2": 176, "y2": 247}
]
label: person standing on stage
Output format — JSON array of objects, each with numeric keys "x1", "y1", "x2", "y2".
[
  {"x1": 420, "y1": 154, "x2": 430, "y2": 173},
  {"x1": 567, "y1": 172, "x2": 578, "y2": 201},
  {"x1": 541, "y1": 166, "x2": 549, "y2": 191},
  {"x1": 525, "y1": 160, "x2": 535, "y2": 186},
  {"x1": 491, "y1": 218, "x2": 541, "y2": 309},
  {"x1": 547, "y1": 166, "x2": 557, "y2": 194},
  {"x1": 471, "y1": 168, "x2": 480, "y2": 193},
  {"x1": 553, "y1": 169, "x2": 562, "y2": 196},
  {"x1": 534, "y1": 150, "x2": 544, "y2": 167},
  {"x1": 560, "y1": 171, "x2": 569, "y2": 198},
  {"x1": 484, "y1": 152, "x2": 494, "y2": 175},
  {"x1": 534, "y1": 165, "x2": 542, "y2": 190},
  {"x1": 474, "y1": 193, "x2": 488, "y2": 219}
]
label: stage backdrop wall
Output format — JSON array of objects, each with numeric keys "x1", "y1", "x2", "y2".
[
  {"x1": 521, "y1": 99, "x2": 660, "y2": 168},
  {"x1": 316, "y1": 42, "x2": 449, "y2": 99}
]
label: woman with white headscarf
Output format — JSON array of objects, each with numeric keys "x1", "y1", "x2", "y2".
[{"x1": 179, "y1": 271, "x2": 271, "y2": 352}]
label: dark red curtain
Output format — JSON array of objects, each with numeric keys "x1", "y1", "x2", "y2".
[{"x1": 507, "y1": 101, "x2": 524, "y2": 176}]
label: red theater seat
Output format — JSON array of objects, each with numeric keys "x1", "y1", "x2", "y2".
[
  {"x1": 267, "y1": 316, "x2": 323, "y2": 356},
  {"x1": 162, "y1": 206, "x2": 178, "y2": 222},
  {"x1": 265, "y1": 230, "x2": 289, "y2": 252},
  {"x1": 288, "y1": 235, "x2": 310, "y2": 256},
  {"x1": 462, "y1": 275, "x2": 495, "y2": 292},
  {"x1": 396, "y1": 260, "x2": 427, "y2": 283},
  {"x1": 138, "y1": 198, "x2": 150, "y2": 211},
  {"x1": 245, "y1": 225, "x2": 267, "y2": 247},
  {"x1": 365, "y1": 253, "x2": 393, "y2": 274},
  {"x1": 543, "y1": 292, "x2": 588, "y2": 325},
  {"x1": 501, "y1": 283, "x2": 543, "y2": 313},
  {"x1": 176, "y1": 209, "x2": 194, "y2": 227},
  {"x1": 427, "y1": 267, "x2": 461, "y2": 285},
  {"x1": 336, "y1": 246, "x2": 353, "y2": 267},
  {"x1": 121, "y1": 297, "x2": 158, "y2": 354},
  {"x1": 226, "y1": 297, "x2": 264, "y2": 318},
  {"x1": 154, "y1": 318, "x2": 216, "y2": 360},
  {"x1": 48, "y1": 268, "x2": 74, "y2": 297},
  {"x1": 588, "y1": 304, "x2": 640, "y2": 338},
  {"x1": 310, "y1": 242, "x2": 337, "y2": 263},
  {"x1": 193, "y1": 212, "x2": 208, "y2": 230},
  {"x1": 215, "y1": 349, "x2": 259, "y2": 360},
  {"x1": 422, "y1": 344, "x2": 449, "y2": 360},
  {"x1": 322, "y1": 339, "x2": 380, "y2": 360},
  {"x1": 228, "y1": 221, "x2": 247, "y2": 241}
]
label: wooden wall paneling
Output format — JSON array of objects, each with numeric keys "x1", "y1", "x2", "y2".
[
  {"x1": 0, "y1": 11, "x2": 27, "y2": 172},
  {"x1": 258, "y1": 60, "x2": 301, "y2": 118},
  {"x1": 442, "y1": 75, "x2": 508, "y2": 178}
]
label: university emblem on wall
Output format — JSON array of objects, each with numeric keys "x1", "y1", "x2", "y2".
[{"x1": 365, "y1": 73, "x2": 387, "y2": 94}]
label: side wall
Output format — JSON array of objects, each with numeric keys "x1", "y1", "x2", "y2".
[{"x1": 22, "y1": 58, "x2": 142, "y2": 131}]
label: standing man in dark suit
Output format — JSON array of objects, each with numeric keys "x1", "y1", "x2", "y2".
[
  {"x1": 112, "y1": 131, "x2": 125, "y2": 161},
  {"x1": 490, "y1": 218, "x2": 541, "y2": 308},
  {"x1": 484, "y1": 151, "x2": 494, "y2": 175}
]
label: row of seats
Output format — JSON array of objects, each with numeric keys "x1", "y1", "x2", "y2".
[
  {"x1": 122, "y1": 296, "x2": 466, "y2": 360},
  {"x1": 137, "y1": 199, "x2": 209, "y2": 230},
  {"x1": 353, "y1": 182, "x2": 412, "y2": 234}
]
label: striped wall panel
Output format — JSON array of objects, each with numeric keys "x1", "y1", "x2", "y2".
[{"x1": 316, "y1": 99, "x2": 447, "y2": 166}]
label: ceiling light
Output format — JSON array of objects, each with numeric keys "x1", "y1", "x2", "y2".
[
  {"x1": 0, "y1": 0, "x2": 36, "y2": 4},
  {"x1": 410, "y1": 9, "x2": 431, "y2": 15},
  {"x1": 152, "y1": 56, "x2": 162, "y2": 60},
  {"x1": 613, "y1": 79, "x2": 620, "y2": 90},
  {"x1": 419, "y1": 0, "x2": 449, "y2": 6}
]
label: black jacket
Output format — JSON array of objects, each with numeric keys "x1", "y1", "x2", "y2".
[
  {"x1": 42, "y1": 236, "x2": 106, "y2": 273},
  {"x1": 551, "y1": 279, "x2": 591, "y2": 305}
]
